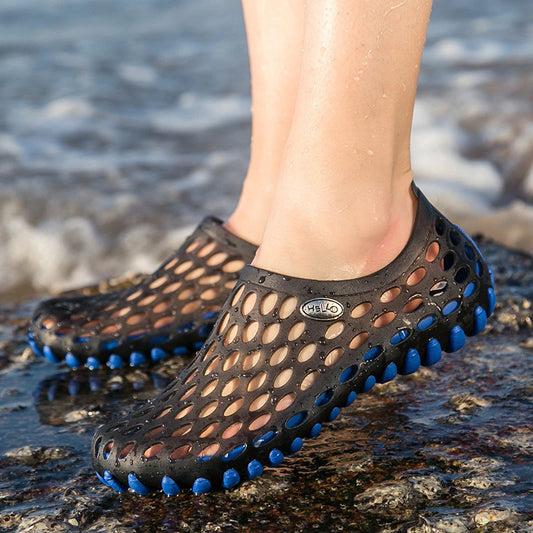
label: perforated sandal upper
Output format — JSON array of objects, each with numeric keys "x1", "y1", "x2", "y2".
[
  {"x1": 28, "y1": 217, "x2": 257, "y2": 368},
  {"x1": 91, "y1": 187, "x2": 495, "y2": 494}
]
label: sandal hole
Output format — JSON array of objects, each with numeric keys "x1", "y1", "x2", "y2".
[
  {"x1": 351, "y1": 302, "x2": 372, "y2": 319},
  {"x1": 201, "y1": 287, "x2": 222, "y2": 300},
  {"x1": 144, "y1": 443, "x2": 163, "y2": 459},
  {"x1": 126, "y1": 290, "x2": 142, "y2": 301},
  {"x1": 374, "y1": 311, "x2": 396, "y2": 328},
  {"x1": 325, "y1": 348, "x2": 344, "y2": 366},
  {"x1": 242, "y1": 321, "x2": 259, "y2": 342},
  {"x1": 454, "y1": 265, "x2": 470, "y2": 284},
  {"x1": 144, "y1": 426, "x2": 164, "y2": 439},
  {"x1": 180, "y1": 385, "x2": 197, "y2": 401},
  {"x1": 450, "y1": 229, "x2": 460, "y2": 246},
  {"x1": 243, "y1": 351, "x2": 261, "y2": 371},
  {"x1": 273, "y1": 368, "x2": 293, "y2": 388},
  {"x1": 224, "y1": 398, "x2": 244, "y2": 416},
  {"x1": 380, "y1": 287, "x2": 401, "y2": 303},
  {"x1": 300, "y1": 371, "x2": 318, "y2": 391},
  {"x1": 186, "y1": 239, "x2": 201, "y2": 253},
  {"x1": 169, "y1": 444, "x2": 191, "y2": 460},
  {"x1": 249, "y1": 393, "x2": 270, "y2": 412},
  {"x1": 288, "y1": 322, "x2": 306, "y2": 341},
  {"x1": 222, "y1": 351, "x2": 240, "y2": 371},
  {"x1": 221, "y1": 377, "x2": 240, "y2": 397},
  {"x1": 222, "y1": 422, "x2": 243, "y2": 439},
  {"x1": 223, "y1": 259, "x2": 246, "y2": 273},
  {"x1": 178, "y1": 288, "x2": 194, "y2": 301},
  {"x1": 403, "y1": 297, "x2": 423, "y2": 313},
  {"x1": 201, "y1": 378, "x2": 219, "y2": 397},
  {"x1": 407, "y1": 267, "x2": 426, "y2": 286},
  {"x1": 218, "y1": 312, "x2": 230, "y2": 334},
  {"x1": 441, "y1": 251, "x2": 455, "y2": 271},
  {"x1": 278, "y1": 297, "x2": 297, "y2": 319},
  {"x1": 199, "y1": 422, "x2": 219, "y2": 438},
  {"x1": 175, "y1": 260, "x2": 193, "y2": 274},
  {"x1": 198, "y1": 443, "x2": 219, "y2": 459},
  {"x1": 126, "y1": 312, "x2": 146, "y2": 326},
  {"x1": 185, "y1": 267, "x2": 205, "y2": 281},
  {"x1": 174, "y1": 405, "x2": 193, "y2": 420},
  {"x1": 249, "y1": 414, "x2": 271, "y2": 432},
  {"x1": 298, "y1": 343, "x2": 317, "y2": 362},
  {"x1": 149, "y1": 276, "x2": 167, "y2": 289},
  {"x1": 262, "y1": 323, "x2": 280, "y2": 344},
  {"x1": 200, "y1": 274, "x2": 222, "y2": 285},
  {"x1": 197, "y1": 241, "x2": 217, "y2": 257},
  {"x1": 223, "y1": 324, "x2": 239, "y2": 345},
  {"x1": 231, "y1": 285, "x2": 245, "y2": 306},
  {"x1": 171, "y1": 424, "x2": 192, "y2": 437},
  {"x1": 241, "y1": 293, "x2": 257, "y2": 315},
  {"x1": 154, "y1": 316, "x2": 173, "y2": 329},
  {"x1": 199, "y1": 401, "x2": 218, "y2": 418},
  {"x1": 204, "y1": 356, "x2": 220, "y2": 375},
  {"x1": 207, "y1": 252, "x2": 228, "y2": 266},
  {"x1": 181, "y1": 300, "x2": 201, "y2": 314},
  {"x1": 248, "y1": 372, "x2": 268, "y2": 392},
  {"x1": 269, "y1": 346, "x2": 289, "y2": 366},
  {"x1": 349, "y1": 331, "x2": 369, "y2": 350},
  {"x1": 139, "y1": 294, "x2": 157, "y2": 306},
  {"x1": 430, "y1": 280, "x2": 448, "y2": 297},
  {"x1": 425, "y1": 241, "x2": 440, "y2": 262},
  {"x1": 260, "y1": 293, "x2": 278, "y2": 315},
  {"x1": 325, "y1": 321, "x2": 345, "y2": 339},
  {"x1": 276, "y1": 392, "x2": 296, "y2": 411}
]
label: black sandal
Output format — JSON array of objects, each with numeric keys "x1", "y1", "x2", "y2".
[
  {"x1": 28, "y1": 217, "x2": 257, "y2": 369},
  {"x1": 91, "y1": 185, "x2": 495, "y2": 495}
]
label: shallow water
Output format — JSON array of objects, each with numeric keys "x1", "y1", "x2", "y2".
[{"x1": 0, "y1": 0, "x2": 532, "y2": 300}]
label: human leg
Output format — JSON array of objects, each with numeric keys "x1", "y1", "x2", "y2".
[
  {"x1": 254, "y1": 0, "x2": 432, "y2": 279},
  {"x1": 225, "y1": 0, "x2": 305, "y2": 245}
]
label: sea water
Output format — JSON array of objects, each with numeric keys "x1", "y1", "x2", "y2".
[{"x1": 0, "y1": 0, "x2": 532, "y2": 300}]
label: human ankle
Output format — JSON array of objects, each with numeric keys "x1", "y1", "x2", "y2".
[{"x1": 252, "y1": 177, "x2": 417, "y2": 280}]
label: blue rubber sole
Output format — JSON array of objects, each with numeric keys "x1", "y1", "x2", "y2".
[
  {"x1": 28, "y1": 339, "x2": 196, "y2": 370},
  {"x1": 95, "y1": 287, "x2": 495, "y2": 497},
  {"x1": 27, "y1": 318, "x2": 217, "y2": 370}
]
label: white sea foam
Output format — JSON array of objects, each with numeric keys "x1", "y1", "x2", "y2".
[
  {"x1": 0, "y1": 0, "x2": 531, "y2": 300},
  {"x1": 119, "y1": 64, "x2": 157, "y2": 85},
  {"x1": 412, "y1": 98, "x2": 503, "y2": 205},
  {"x1": 151, "y1": 93, "x2": 251, "y2": 133}
]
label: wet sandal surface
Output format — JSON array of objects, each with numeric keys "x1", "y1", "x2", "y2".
[
  {"x1": 91, "y1": 187, "x2": 496, "y2": 495},
  {"x1": 28, "y1": 217, "x2": 257, "y2": 369}
]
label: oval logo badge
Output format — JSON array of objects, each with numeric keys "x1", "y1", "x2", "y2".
[{"x1": 300, "y1": 298, "x2": 344, "y2": 321}]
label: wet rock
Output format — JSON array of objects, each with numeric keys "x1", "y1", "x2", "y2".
[
  {"x1": 408, "y1": 475, "x2": 443, "y2": 500},
  {"x1": 473, "y1": 508, "x2": 515, "y2": 526},
  {"x1": 63, "y1": 409, "x2": 91, "y2": 423},
  {"x1": 407, "y1": 516, "x2": 470, "y2": 533},
  {"x1": 3, "y1": 446, "x2": 73, "y2": 466},
  {"x1": 352, "y1": 481, "x2": 415, "y2": 515},
  {"x1": 446, "y1": 393, "x2": 491, "y2": 413}
]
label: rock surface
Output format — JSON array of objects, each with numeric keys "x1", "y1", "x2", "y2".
[{"x1": 0, "y1": 238, "x2": 532, "y2": 533}]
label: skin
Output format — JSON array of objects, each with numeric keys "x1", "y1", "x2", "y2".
[
  {"x1": 225, "y1": 1, "x2": 305, "y2": 246},
  {"x1": 230, "y1": 0, "x2": 433, "y2": 281}
]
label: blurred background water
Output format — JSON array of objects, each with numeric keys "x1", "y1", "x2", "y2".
[{"x1": 0, "y1": 0, "x2": 532, "y2": 301}]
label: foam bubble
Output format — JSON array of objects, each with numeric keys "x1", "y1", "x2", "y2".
[{"x1": 151, "y1": 93, "x2": 251, "y2": 133}]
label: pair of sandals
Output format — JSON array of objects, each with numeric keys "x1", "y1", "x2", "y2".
[{"x1": 28, "y1": 185, "x2": 495, "y2": 495}]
